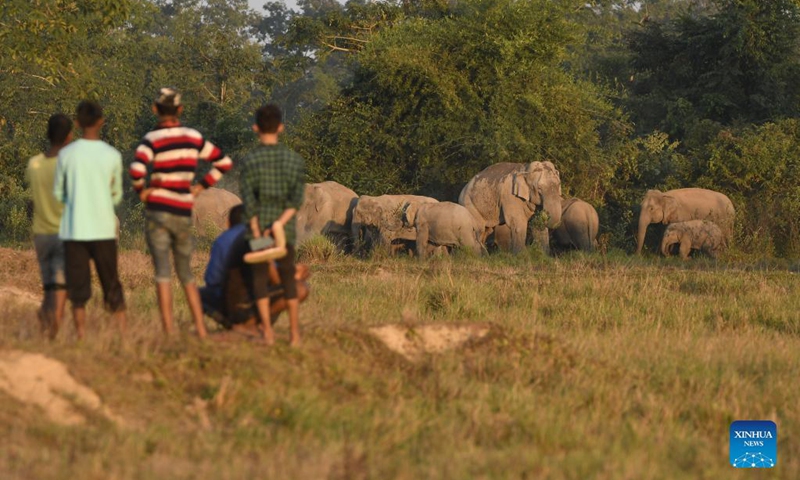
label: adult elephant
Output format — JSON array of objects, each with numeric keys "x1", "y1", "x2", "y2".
[
  {"x1": 552, "y1": 197, "x2": 599, "y2": 252},
  {"x1": 351, "y1": 194, "x2": 438, "y2": 254},
  {"x1": 459, "y1": 162, "x2": 562, "y2": 253},
  {"x1": 401, "y1": 201, "x2": 483, "y2": 258},
  {"x1": 192, "y1": 187, "x2": 241, "y2": 237},
  {"x1": 636, "y1": 188, "x2": 735, "y2": 255},
  {"x1": 296, "y1": 181, "x2": 358, "y2": 248}
]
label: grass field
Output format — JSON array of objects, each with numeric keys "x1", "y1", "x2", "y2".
[{"x1": 0, "y1": 245, "x2": 798, "y2": 479}]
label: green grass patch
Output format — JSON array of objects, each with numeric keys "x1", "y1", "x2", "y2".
[{"x1": 1, "y1": 249, "x2": 799, "y2": 478}]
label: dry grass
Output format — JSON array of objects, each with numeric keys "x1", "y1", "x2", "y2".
[{"x1": 0, "y1": 246, "x2": 798, "y2": 479}]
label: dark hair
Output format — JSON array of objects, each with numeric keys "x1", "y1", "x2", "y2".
[
  {"x1": 228, "y1": 204, "x2": 244, "y2": 226},
  {"x1": 254, "y1": 104, "x2": 282, "y2": 134},
  {"x1": 75, "y1": 100, "x2": 104, "y2": 128},
  {"x1": 47, "y1": 114, "x2": 72, "y2": 145},
  {"x1": 155, "y1": 103, "x2": 180, "y2": 117}
]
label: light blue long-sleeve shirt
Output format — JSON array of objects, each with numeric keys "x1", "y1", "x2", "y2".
[{"x1": 53, "y1": 139, "x2": 123, "y2": 241}]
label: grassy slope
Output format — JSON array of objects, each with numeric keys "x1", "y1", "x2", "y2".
[{"x1": 0, "y1": 246, "x2": 798, "y2": 479}]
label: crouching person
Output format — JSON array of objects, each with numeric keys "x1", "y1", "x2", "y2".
[{"x1": 200, "y1": 205, "x2": 310, "y2": 338}]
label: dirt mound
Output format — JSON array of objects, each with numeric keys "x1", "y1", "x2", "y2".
[
  {"x1": 0, "y1": 350, "x2": 124, "y2": 426},
  {"x1": 369, "y1": 324, "x2": 490, "y2": 362}
]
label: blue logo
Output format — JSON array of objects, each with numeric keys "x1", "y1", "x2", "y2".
[{"x1": 730, "y1": 420, "x2": 777, "y2": 468}]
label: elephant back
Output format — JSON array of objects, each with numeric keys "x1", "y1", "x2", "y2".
[
  {"x1": 298, "y1": 181, "x2": 358, "y2": 241},
  {"x1": 193, "y1": 187, "x2": 241, "y2": 236}
]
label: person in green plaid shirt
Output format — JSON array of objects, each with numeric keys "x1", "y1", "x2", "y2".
[{"x1": 239, "y1": 104, "x2": 305, "y2": 346}]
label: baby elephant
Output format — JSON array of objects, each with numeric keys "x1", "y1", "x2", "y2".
[
  {"x1": 661, "y1": 220, "x2": 726, "y2": 260},
  {"x1": 401, "y1": 201, "x2": 483, "y2": 258}
]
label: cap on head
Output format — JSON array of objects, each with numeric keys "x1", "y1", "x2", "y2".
[{"x1": 155, "y1": 87, "x2": 182, "y2": 107}]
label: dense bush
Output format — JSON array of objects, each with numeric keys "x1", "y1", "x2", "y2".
[{"x1": 696, "y1": 120, "x2": 800, "y2": 257}]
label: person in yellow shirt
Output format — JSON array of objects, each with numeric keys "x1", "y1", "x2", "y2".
[{"x1": 26, "y1": 114, "x2": 73, "y2": 339}]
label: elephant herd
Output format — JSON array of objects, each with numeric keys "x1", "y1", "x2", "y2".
[{"x1": 193, "y1": 163, "x2": 736, "y2": 260}]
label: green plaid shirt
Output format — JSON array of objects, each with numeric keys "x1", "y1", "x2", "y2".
[{"x1": 239, "y1": 143, "x2": 305, "y2": 245}]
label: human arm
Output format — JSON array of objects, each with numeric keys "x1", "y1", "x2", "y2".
[
  {"x1": 198, "y1": 138, "x2": 233, "y2": 189},
  {"x1": 273, "y1": 208, "x2": 297, "y2": 228},
  {"x1": 204, "y1": 237, "x2": 226, "y2": 288},
  {"x1": 130, "y1": 140, "x2": 153, "y2": 201},
  {"x1": 239, "y1": 160, "x2": 260, "y2": 234},
  {"x1": 52, "y1": 153, "x2": 66, "y2": 204},
  {"x1": 111, "y1": 151, "x2": 123, "y2": 206},
  {"x1": 272, "y1": 154, "x2": 304, "y2": 228}
]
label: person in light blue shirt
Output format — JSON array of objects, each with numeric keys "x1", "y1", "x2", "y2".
[{"x1": 53, "y1": 100, "x2": 126, "y2": 339}]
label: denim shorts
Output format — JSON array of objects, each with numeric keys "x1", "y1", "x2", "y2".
[
  {"x1": 145, "y1": 210, "x2": 195, "y2": 284},
  {"x1": 33, "y1": 234, "x2": 66, "y2": 290}
]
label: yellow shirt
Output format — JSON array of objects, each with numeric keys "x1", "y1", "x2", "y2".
[{"x1": 26, "y1": 153, "x2": 63, "y2": 235}]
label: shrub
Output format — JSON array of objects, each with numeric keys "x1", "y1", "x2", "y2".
[
  {"x1": 297, "y1": 234, "x2": 340, "y2": 263},
  {"x1": 0, "y1": 175, "x2": 32, "y2": 245}
]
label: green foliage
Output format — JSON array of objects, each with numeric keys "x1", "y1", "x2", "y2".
[
  {"x1": 0, "y1": 176, "x2": 32, "y2": 244},
  {"x1": 297, "y1": 234, "x2": 340, "y2": 263},
  {"x1": 697, "y1": 119, "x2": 800, "y2": 257},
  {"x1": 291, "y1": 0, "x2": 629, "y2": 202},
  {"x1": 625, "y1": 0, "x2": 800, "y2": 139}
]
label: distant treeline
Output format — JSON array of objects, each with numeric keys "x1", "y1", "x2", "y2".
[{"x1": 2, "y1": 0, "x2": 800, "y2": 256}]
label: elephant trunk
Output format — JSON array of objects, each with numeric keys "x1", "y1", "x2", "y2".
[
  {"x1": 660, "y1": 235, "x2": 671, "y2": 256},
  {"x1": 636, "y1": 213, "x2": 649, "y2": 255},
  {"x1": 541, "y1": 192, "x2": 562, "y2": 230}
]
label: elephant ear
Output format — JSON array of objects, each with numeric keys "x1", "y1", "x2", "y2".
[
  {"x1": 313, "y1": 187, "x2": 323, "y2": 212},
  {"x1": 662, "y1": 195, "x2": 679, "y2": 224},
  {"x1": 401, "y1": 202, "x2": 416, "y2": 227},
  {"x1": 511, "y1": 173, "x2": 531, "y2": 202}
]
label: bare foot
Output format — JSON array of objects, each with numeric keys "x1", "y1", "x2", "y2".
[{"x1": 289, "y1": 335, "x2": 301, "y2": 348}]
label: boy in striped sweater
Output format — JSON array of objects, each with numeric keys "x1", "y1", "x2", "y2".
[{"x1": 130, "y1": 87, "x2": 233, "y2": 339}]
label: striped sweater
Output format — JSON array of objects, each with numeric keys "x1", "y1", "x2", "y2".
[{"x1": 130, "y1": 123, "x2": 233, "y2": 216}]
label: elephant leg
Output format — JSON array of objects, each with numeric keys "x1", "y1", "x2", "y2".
[
  {"x1": 508, "y1": 222, "x2": 527, "y2": 254},
  {"x1": 416, "y1": 225, "x2": 430, "y2": 260},
  {"x1": 480, "y1": 227, "x2": 492, "y2": 246},
  {"x1": 572, "y1": 225, "x2": 594, "y2": 252},
  {"x1": 679, "y1": 237, "x2": 692, "y2": 260}
]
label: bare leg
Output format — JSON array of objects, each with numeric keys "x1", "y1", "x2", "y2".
[
  {"x1": 113, "y1": 310, "x2": 127, "y2": 335},
  {"x1": 38, "y1": 291, "x2": 54, "y2": 337},
  {"x1": 156, "y1": 282, "x2": 175, "y2": 336},
  {"x1": 286, "y1": 299, "x2": 300, "y2": 347},
  {"x1": 72, "y1": 306, "x2": 86, "y2": 340},
  {"x1": 255, "y1": 297, "x2": 275, "y2": 345},
  {"x1": 53, "y1": 289, "x2": 67, "y2": 338},
  {"x1": 183, "y1": 283, "x2": 208, "y2": 339}
]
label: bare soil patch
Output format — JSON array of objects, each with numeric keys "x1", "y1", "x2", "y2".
[
  {"x1": 369, "y1": 323, "x2": 490, "y2": 361},
  {"x1": 0, "y1": 350, "x2": 124, "y2": 426}
]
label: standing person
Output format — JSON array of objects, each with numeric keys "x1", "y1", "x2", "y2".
[
  {"x1": 130, "y1": 87, "x2": 232, "y2": 339},
  {"x1": 239, "y1": 104, "x2": 305, "y2": 346},
  {"x1": 26, "y1": 114, "x2": 73, "y2": 338},
  {"x1": 53, "y1": 100, "x2": 126, "y2": 339}
]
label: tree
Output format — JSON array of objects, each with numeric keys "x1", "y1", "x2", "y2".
[
  {"x1": 625, "y1": 0, "x2": 800, "y2": 140},
  {"x1": 289, "y1": 0, "x2": 631, "y2": 202}
]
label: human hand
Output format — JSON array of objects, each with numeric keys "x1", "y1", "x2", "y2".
[
  {"x1": 139, "y1": 188, "x2": 154, "y2": 202},
  {"x1": 190, "y1": 184, "x2": 205, "y2": 197}
]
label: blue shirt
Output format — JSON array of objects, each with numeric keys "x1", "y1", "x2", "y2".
[
  {"x1": 204, "y1": 224, "x2": 247, "y2": 299},
  {"x1": 53, "y1": 139, "x2": 123, "y2": 241}
]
